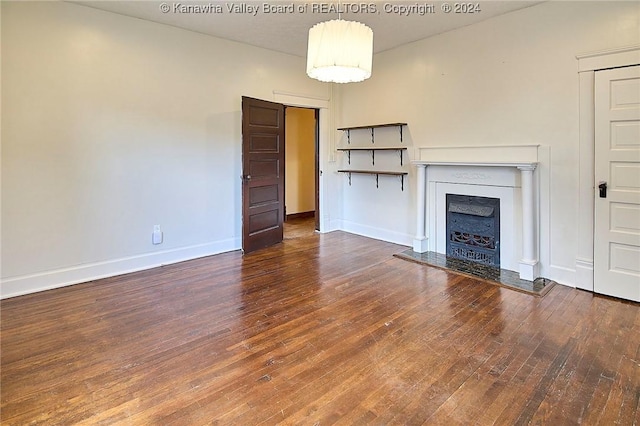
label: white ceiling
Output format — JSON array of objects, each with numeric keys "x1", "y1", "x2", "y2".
[{"x1": 74, "y1": 1, "x2": 542, "y2": 57}]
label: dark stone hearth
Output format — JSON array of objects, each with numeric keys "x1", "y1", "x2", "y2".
[{"x1": 394, "y1": 249, "x2": 555, "y2": 297}]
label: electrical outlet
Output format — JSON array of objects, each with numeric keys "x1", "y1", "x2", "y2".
[{"x1": 152, "y1": 225, "x2": 163, "y2": 245}]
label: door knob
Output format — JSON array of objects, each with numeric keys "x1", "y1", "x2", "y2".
[
  {"x1": 598, "y1": 181, "x2": 607, "y2": 198},
  {"x1": 241, "y1": 174, "x2": 251, "y2": 181}
]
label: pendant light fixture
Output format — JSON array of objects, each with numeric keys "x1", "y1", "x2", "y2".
[{"x1": 306, "y1": 3, "x2": 373, "y2": 83}]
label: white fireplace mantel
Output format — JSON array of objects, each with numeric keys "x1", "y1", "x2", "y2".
[
  {"x1": 414, "y1": 144, "x2": 539, "y2": 164},
  {"x1": 414, "y1": 161, "x2": 537, "y2": 169},
  {"x1": 412, "y1": 145, "x2": 540, "y2": 281}
]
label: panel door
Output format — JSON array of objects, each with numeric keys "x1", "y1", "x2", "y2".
[
  {"x1": 594, "y1": 65, "x2": 640, "y2": 302},
  {"x1": 241, "y1": 96, "x2": 285, "y2": 253}
]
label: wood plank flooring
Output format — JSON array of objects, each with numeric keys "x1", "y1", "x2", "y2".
[
  {"x1": 284, "y1": 216, "x2": 316, "y2": 240},
  {"x1": 1, "y1": 230, "x2": 639, "y2": 425}
]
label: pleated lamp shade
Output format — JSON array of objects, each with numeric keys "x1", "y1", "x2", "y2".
[{"x1": 306, "y1": 19, "x2": 373, "y2": 83}]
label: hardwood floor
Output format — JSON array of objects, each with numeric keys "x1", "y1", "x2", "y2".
[
  {"x1": 1, "y1": 231, "x2": 639, "y2": 425},
  {"x1": 284, "y1": 216, "x2": 316, "y2": 240}
]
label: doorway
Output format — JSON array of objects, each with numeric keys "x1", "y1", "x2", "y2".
[{"x1": 284, "y1": 106, "x2": 319, "y2": 240}]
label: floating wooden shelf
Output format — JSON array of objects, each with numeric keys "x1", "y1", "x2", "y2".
[
  {"x1": 338, "y1": 170, "x2": 408, "y2": 175},
  {"x1": 338, "y1": 169, "x2": 409, "y2": 190},
  {"x1": 337, "y1": 147, "x2": 408, "y2": 166},
  {"x1": 337, "y1": 147, "x2": 406, "y2": 151},
  {"x1": 338, "y1": 123, "x2": 407, "y2": 144},
  {"x1": 337, "y1": 123, "x2": 408, "y2": 131}
]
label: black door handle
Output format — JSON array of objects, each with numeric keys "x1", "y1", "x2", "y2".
[{"x1": 598, "y1": 182, "x2": 607, "y2": 198}]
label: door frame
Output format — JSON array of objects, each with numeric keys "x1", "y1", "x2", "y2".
[
  {"x1": 273, "y1": 91, "x2": 331, "y2": 233},
  {"x1": 315, "y1": 108, "x2": 321, "y2": 231},
  {"x1": 576, "y1": 45, "x2": 640, "y2": 291},
  {"x1": 283, "y1": 106, "x2": 321, "y2": 231}
]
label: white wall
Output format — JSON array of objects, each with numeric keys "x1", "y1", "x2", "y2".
[
  {"x1": 337, "y1": 1, "x2": 640, "y2": 286},
  {"x1": 285, "y1": 107, "x2": 316, "y2": 215},
  {"x1": 337, "y1": 125, "x2": 414, "y2": 245},
  {"x1": 1, "y1": 1, "x2": 329, "y2": 297}
]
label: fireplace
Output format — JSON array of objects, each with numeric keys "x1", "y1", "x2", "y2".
[
  {"x1": 397, "y1": 150, "x2": 554, "y2": 294},
  {"x1": 411, "y1": 145, "x2": 544, "y2": 281},
  {"x1": 446, "y1": 194, "x2": 500, "y2": 267}
]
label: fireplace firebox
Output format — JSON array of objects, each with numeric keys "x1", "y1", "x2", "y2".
[{"x1": 446, "y1": 194, "x2": 500, "y2": 267}]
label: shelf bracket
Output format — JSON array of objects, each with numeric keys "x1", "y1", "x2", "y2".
[
  {"x1": 371, "y1": 150, "x2": 375, "y2": 166},
  {"x1": 375, "y1": 173, "x2": 379, "y2": 188},
  {"x1": 400, "y1": 175, "x2": 405, "y2": 191},
  {"x1": 348, "y1": 172, "x2": 352, "y2": 186},
  {"x1": 347, "y1": 129, "x2": 351, "y2": 144},
  {"x1": 347, "y1": 150, "x2": 351, "y2": 164},
  {"x1": 399, "y1": 125, "x2": 404, "y2": 143},
  {"x1": 371, "y1": 128, "x2": 375, "y2": 144},
  {"x1": 398, "y1": 149, "x2": 404, "y2": 166}
]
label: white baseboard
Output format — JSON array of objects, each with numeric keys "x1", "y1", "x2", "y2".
[
  {"x1": 547, "y1": 264, "x2": 577, "y2": 288},
  {"x1": 575, "y1": 258, "x2": 594, "y2": 291},
  {"x1": 0, "y1": 238, "x2": 240, "y2": 299},
  {"x1": 340, "y1": 220, "x2": 412, "y2": 247},
  {"x1": 323, "y1": 219, "x2": 343, "y2": 233}
]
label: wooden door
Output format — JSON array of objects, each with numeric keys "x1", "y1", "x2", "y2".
[
  {"x1": 241, "y1": 96, "x2": 285, "y2": 253},
  {"x1": 594, "y1": 65, "x2": 640, "y2": 302}
]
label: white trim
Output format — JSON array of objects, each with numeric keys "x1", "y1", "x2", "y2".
[
  {"x1": 0, "y1": 239, "x2": 240, "y2": 299},
  {"x1": 548, "y1": 264, "x2": 577, "y2": 289},
  {"x1": 325, "y1": 218, "x2": 343, "y2": 233},
  {"x1": 577, "y1": 45, "x2": 640, "y2": 72},
  {"x1": 272, "y1": 91, "x2": 333, "y2": 233},
  {"x1": 419, "y1": 144, "x2": 540, "y2": 149},
  {"x1": 415, "y1": 161, "x2": 538, "y2": 169},
  {"x1": 413, "y1": 238, "x2": 429, "y2": 253},
  {"x1": 341, "y1": 220, "x2": 412, "y2": 247},
  {"x1": 577, "y1": 71, "x2": 595, "y2": 291},
  {"x1": 272, "y1": 90, "x2": 330, "y2": 108},
  {"x1": 575, "y1": 258, "x2": 594, "y2": 291},
  {"x1": 518, "y1": 165, "x2": 538, "y2": 280},
  {"x1": 415, "y1": 144, "x2": 539, "y2": 164},
  {"x1": 519, "y1": 260, "x2": 538, "y2": 283},
  {"x1": 537, "y1": 146, "x2": 552, "y2": 284},
  {"x1": 413, "y1": 163, "x2": 428, "y2": 252}
]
